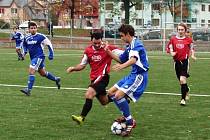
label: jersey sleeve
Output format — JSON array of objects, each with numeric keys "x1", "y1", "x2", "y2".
[
  {"x1": 119, "y1": 49, "x2": 128, "y2": 63},
  {"x1": 42, "y1": 36, "x2": 54, "y2": 57}
]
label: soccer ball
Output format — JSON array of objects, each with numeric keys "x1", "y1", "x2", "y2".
[{"x1": 111, "y1": 121, "x2": 126, "y2": 135}]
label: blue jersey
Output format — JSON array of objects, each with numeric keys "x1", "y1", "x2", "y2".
[
  {"x1": 11, "y1": 31, "x2": 24, "y2": 45},
  {"x1": 23, "y1": 33, "x2": 54, "y2": 59},
  {"x1": 119, "y1": 37, "x2": 149, "y2": 74}
]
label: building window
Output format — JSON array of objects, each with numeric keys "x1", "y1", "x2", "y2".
[
  {"x1": 106, "y1": 3, "x2": 113, "y2": 10},
  {"x1": 152, "y1": 3, "x2": 160, "y2": 10},
  {"x1": 202, "y1": 5, "x2": 205, "y2": 11},
  {"x1": 11, "y1": 8, "x2": 17, "y2": 14},
  {"x1": 0, "y1": 8, "x2": 4, "y2": 14},
  {"x1": 135, "y1": 3, "x2": 144, "y2": 10},
  {"x1": 208, "y1": 20, "x2": 210, "y2": 27},
  {"x1": 152, "y1": 19, "x2": 159, "y2": 26},
  {"x1": 192, "y1": 18, "x2": 197, "y2": 23},
  {"x1": 201, "y1": 19, "x2": 205, "y2": 26},
  {"x1": 209, "y1": 5, "x2": 210, "y2": 12},
  {"x1": 120, "y1": 3, "x2": 124, "y2": 11},
  {"x1": 136, "y1": 19, "x2": 144, "y2": 26},
  {"x1": 105, "y1": 18, "x2": 113, "y2": 24}
]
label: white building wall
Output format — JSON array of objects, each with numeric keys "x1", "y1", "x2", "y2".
[{"x1": 102, "y1": 1, "x2": 210, "y2": 30}]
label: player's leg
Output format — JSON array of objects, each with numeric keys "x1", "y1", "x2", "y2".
[
  {"x1": 94, "y1": 74, "x2": 111, "y2": 105},
  {"x1": 20, "y1": 66, "x2": 36, "y2": 96},
  {"x1": 38, "y1": 63, "x2": 61, "y2": 89},
  {"x1": 16, "y1": 46, "x2": 23, "y2": 60},
  {"x1": 178, "y1": 59, "x2": 190, "y2": 105},
  {"x1": 72, "y1": 87, "x2": 96, "y2": 125},
  {"x1": 175, "y1": 61, "x2": 185, "y2": 105}
]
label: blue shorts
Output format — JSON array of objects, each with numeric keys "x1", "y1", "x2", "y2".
[
  {"x1": 114, "y1": 72, "x2": 148, "y2": 102},
  {"x1": 30, "y1": 57, "x2": 45, "y2": 71},
  {"x1": 16, "y1": 43, "x2": 22, "y2": 49}
]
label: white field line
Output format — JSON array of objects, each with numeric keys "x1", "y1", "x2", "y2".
[{"x1": 0, "y1": 83, "x2": 210, "y2": 97}]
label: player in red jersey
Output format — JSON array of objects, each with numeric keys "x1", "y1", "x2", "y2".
[
  {"x1": 66, "y1": 32, "x2": 123, "y2": 124},
  {"x1": 166, "y1": 23, "x2": 196, "y2": 105}
]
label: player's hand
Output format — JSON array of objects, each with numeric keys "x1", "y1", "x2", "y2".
[
  {"x1": 66, "y1": 67, "x2": 74, "y2": 73},
  {"x1": 48, "y1": 55, "x2": 53, "y2": 60},
  {"x1": 112, "y1": 64, "x2": 123, "y2": 71},
  {"x1": 170, "y1": 51, "x2": 177, "y2": 57}
]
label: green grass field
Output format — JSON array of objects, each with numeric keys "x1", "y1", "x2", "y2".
[{"x1": 0, "y1": 48, "x2": 210, "y2": 140}]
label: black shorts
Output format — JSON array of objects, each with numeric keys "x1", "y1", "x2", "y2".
[
  {"x1": 89, "y1": 74, "x2": 110, "y2": 97},
  {"x1": 174, "y1": 59, "x2": 190, "y2": 79}
]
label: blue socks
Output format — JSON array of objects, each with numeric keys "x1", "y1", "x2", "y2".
[
  {"x1": 110, "y1": 95, "x2": 133, "y2": 125},
  {"x1": 45, "y1": 72, "x2": 57, "y2": 81},
  {"x1": 27, "y1": 74, "x2": 35, "y2": 91}
]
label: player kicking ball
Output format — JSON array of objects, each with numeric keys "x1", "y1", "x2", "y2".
[{"x1": 105, "y1": 24, "x2": 149, "y2": 137}]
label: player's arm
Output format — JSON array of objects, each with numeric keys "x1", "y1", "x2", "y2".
[
  {"x1": 43, "y1": 37, "x2": 54, "y2": 60},
  {"x1": 168, "y1": 44, "x2": 177, "y2": 57},
  {"x1": 190, "y1": 43, "x2": 196, "y2": 60},
  {"x1": 66, "y1": 54, "x2": 88, "y2": 73},
  {"x1": 166, "y1": 39, "x2": 176, "y2": 57},
  {"x1": 22, "y1": 38, "x2": 28, "y2": 57},
  {"x1": 104, "y1": 45, "x2": 121, "y2": 63},
  {"x1": 112, "y1": 56, "x2": 137, "y2": 71}
]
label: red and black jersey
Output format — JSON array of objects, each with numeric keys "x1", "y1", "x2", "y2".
[
  {"x1": 80, "y1": 45, "x2": 121, "y2": 81},
  {"x1": 166, "y1": 36, "x2": 194, "y2": 61}
]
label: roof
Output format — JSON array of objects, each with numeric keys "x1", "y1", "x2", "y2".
[
  {"x1": 0, "y1": 0, "x2": 28, "y2": 7},
  {"x1": 15, "y1": 0, "x2": 28, "y2": 7},
  {"x1": 0, "y1": 0, "x2": 14, "y2": 7}
]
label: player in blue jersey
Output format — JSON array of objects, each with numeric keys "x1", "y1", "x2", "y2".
[
  {"x1": 20, "y1": 21, "x2": 61, "y2": 96},
  {"x1": 105, "y1": 24, "x2": 149, "y2": 137},
  {"x1": 11, "y1": 26, "x2": 24, "y2": 60}
]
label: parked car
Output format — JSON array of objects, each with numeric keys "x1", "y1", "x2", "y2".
[
  {"x1": 18, "y1": 21, "x2": 30, "y2": 29},
  {"x1": 105, "y1": 30, "x2": 120, "y2": 38},
  {"x1": 192, "y1": 31, "x2": 210, "y2": 41},
  {"x1": 142, "y1": 30, "x2": 162, "y2": 40}
]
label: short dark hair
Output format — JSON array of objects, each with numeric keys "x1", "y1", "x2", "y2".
[
  {"x1": 118, "y1": 24, "x2": 135, "y2": 36},
  {"x1": 13, "y1": 26, "x2": 19, "y2": 30},
  {"x1": 91, "y1": 32, "x2": 103, "y2": 40},
  {"x1": 28, "y1": 21, "x2": 37, "y2": 28}
]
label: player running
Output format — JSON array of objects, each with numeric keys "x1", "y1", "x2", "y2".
[
  {"x1": 20, "y1": 21, "x2": 61, "y2": 96},
  {"x1": 166, "y1": 23, "x2": 196, "y2": 105},
  {"x1": 11, "y1": 26, "x2": 24, "y2": 60}
]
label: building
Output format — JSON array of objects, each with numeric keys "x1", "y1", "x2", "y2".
[
  {"x1": 0, "y1": 0, "x2": 47, "y2": 28},
  {"x1": 100, "y1": 0, "x2": 210, "y2": 30}
]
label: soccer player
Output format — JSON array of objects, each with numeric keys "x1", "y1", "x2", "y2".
[
  {"x1": 104, "y1": 24, "x2": 149, "y2": 137},
  {"x1": 166, "y1": 23, "x2": 196, "y2": 105},
  {"x1": 11, "y1": 26, "x2": 24, "y2": 60},
  {"x1": 67, "y1": 32, "x2": 123, "y2": 125},
  {"x1": 20, "y1": 21, "x2": 61, "y2": 96}
]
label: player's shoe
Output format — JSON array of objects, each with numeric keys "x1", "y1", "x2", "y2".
[
  {"x1": 20, "y1": 88, "x2": 31, "y2": 96},
  {"x1": 55, "y1": 77, "x2": 61, "y2": 89},
  {"x1": 121, "y1": 119, "x2": 136, "y2": 137},
  {"x1": 72, "y1": 115, "x2": 84, "y2": 125},
  {"x1": 180, "y1": 99, "x2": 186, "y2": 106}
]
